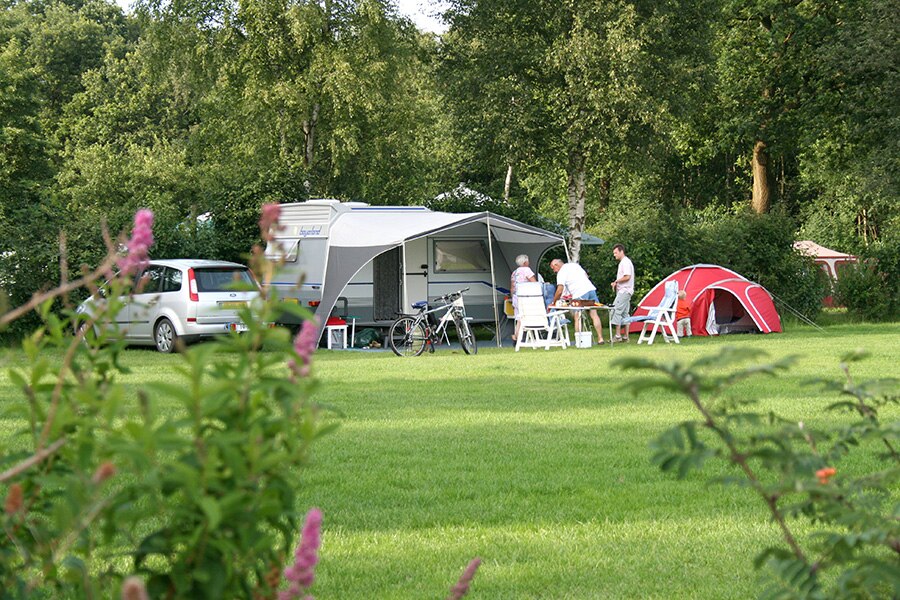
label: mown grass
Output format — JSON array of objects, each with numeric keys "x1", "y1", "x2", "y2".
[{"x1": 1, "y1": 322, "x2": 898, "y2": 598}]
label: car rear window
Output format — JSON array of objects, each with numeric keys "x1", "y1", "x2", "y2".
[{"x1": 194, "y1": 267, "x2": 256, "y2": 292}]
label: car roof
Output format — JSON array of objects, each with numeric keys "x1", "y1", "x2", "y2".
[{"x1": 148, "y1": 259, "x2": 249, "y2": 269}]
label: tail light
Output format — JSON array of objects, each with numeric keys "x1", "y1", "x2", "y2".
[{"x1": 187, "y1": 268, "x2": 199, "y2": 302}]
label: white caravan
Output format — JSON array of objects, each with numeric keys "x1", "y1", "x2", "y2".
[{"x1": 265, "y1": 200, "x2": 567, "y2": 337}]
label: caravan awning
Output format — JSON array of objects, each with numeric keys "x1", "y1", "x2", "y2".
[
  {"x1": 314, "y1": 208, "x2": 567, "y2": 344},
  {"x1": 329, "y1": 209, "x2": 566, "y2": 248}
]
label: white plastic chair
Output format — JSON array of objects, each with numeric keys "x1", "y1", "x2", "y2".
[
  {"x1": 628, "y1": 281, "x2": 680, "y2": 345},
  {"x1": 515, "y1": 282, "x2": 570, "y2": 351}
]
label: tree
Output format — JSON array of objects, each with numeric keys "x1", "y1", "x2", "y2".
[
  {"x1": 0, "y1": 15, "x2": 60, "y2": 332},
  {"x1": 441, "y1": 0, "x2": 719, "y2": 261},
  {"x1": 713, "y1": 0, "x2": 842, "y2": 214},
  {"x1": 797, "y1": 0, "x2": 899, "y2": 248}
]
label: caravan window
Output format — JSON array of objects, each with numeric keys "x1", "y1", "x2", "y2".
[
  {"x1": 265, "y1": 238, "x2": 300, "y2": 263},
  {"x1": 433, "y1": 240, "x2": 490, "y2": 273}
]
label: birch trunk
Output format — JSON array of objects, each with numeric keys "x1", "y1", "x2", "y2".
[
  {"x1": 566, "y1": 150, "x2": 587, "y2": 262},
  {"x1": 503, "y1": 164, "x2": 513, "y2": 203},
  {"x1": 302, "y1": 103, "x2": 319, "y2": 169},
  {"x1": 751, "y1": 139, "x2": 771, "y2": 214}
]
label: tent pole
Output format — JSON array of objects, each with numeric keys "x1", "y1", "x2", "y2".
[
  {"x1": 486, "y1": 214, "x2": 501, "y2": 348},
  {"x1": 402, "y1": 241, "x2": 409, "y2": 318}
]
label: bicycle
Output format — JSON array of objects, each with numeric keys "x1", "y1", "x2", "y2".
[{"x1": 388, "y1": 288, "x2": 477, "y2": 357}]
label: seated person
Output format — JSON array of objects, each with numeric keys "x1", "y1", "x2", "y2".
[{"x1": 675, "y1": 290, "x2": 692, "y2": 337}]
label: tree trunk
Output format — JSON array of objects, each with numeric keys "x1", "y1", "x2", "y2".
[
  {"x1": 503, "y1": 163, "x2": 513, "y2": 203},
  {"x1": 302, "y1": 103, "x2": 319, "y2": 169},
  {"x1": 566, "y1": 150, "x2": 586, "y2": 262},
  {"x1": 751, "y1": 140, "x2": 770, "y2": 214},
  {"x1": 598, "y1": 176, "x2": 610, "y2": 212}
]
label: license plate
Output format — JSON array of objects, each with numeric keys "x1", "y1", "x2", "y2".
[
  {"x1": 219, "y1": 301, "x2": 247, "y2": 309},
  {"x1": 225, "y1": 322, "x2": 248, "y2": 332}
]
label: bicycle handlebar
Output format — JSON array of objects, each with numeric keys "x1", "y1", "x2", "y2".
[{"x1": 435, "y1": 288, "x2": 469, "y2": 303}]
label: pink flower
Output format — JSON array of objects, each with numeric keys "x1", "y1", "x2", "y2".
[
  {"x1": 280, "y1": 508, "x2": 323, "y2": 599},
  {"x1": 91, "y1": 461, "x2": 116, "y2": 484},
  {"x1": 118, "y1": 209, "x2": 154, "y2": 276},
  {"x1": 120, "y1": 576, "x2": 150, "y2": 600},
  {"x1": 288, "y1": 318, "x2": 319, "y2": 380},
  {"x1": 260, "y1": 203, "x2": 282, "y2": 241},
  {"x1": 447, "y1": 558, "x2": 482, "y2": 600}
]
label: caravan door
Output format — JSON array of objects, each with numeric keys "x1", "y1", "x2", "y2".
[{"x1": 403, "y1": 237, "x2": 429, "y2": 308}]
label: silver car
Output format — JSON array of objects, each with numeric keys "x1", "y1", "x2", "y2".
[{"x1": 78, "y1": 259, "x2": 260, "y2": 352}]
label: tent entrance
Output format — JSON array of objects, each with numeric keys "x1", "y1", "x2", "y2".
[
  {"x1": 711, "y1": 291, "x2": 758, "y2": 334},
  {"x1": 373, "y1": 248, "x2": 402, "y2": 320}
]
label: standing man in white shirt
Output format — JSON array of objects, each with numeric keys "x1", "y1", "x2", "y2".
[
  {"x1": 550, "y1": 259, "x2": 605, "y2": 344},
  {"x1": 610, "y1": 244, "x2": 635, "y2": 342}
]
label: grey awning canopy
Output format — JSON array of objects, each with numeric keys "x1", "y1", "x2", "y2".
[{"x1": 314, "y1": 208, "x2": 567, "y2": 346}]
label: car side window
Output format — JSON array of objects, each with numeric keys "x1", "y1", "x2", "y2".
[
  {"x1": 135, "y1": 266, "x2": 164, "y2": 294},
  {"x1": 162, "y1": 268, "x2": 183, "y2": 293}
]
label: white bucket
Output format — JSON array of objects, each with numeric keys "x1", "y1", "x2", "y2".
[{"x1": 575, "y1": 332, "x2": 592, "y2": 348}]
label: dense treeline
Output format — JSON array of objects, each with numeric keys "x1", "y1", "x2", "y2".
[{"x1": 1, "y1": 0, "x2": 897, "y2": 328}]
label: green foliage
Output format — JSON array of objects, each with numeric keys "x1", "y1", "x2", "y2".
[
  {"x1": 0, "y1": 264, "x2": 328, "y2": 596},
  {"x1": 426, "y1": 183, "x2": 546, "y2": 229},
  {"x1": 617, "y1": 347, "x2": 900, "y2": 599},
  {"x1": 796, "y1": 0, "x2": 899, "y2": 247},
  {"x1": 834, "y1": 239, "x2": 900, "y2": 321}
]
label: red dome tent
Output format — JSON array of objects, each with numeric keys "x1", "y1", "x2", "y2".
[{"x1": 628, "y1": 265, "x2": 782, "y2": 336}]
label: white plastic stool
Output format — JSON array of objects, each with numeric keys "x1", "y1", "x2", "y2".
[{"x1": 326, "y1": 325, "x2": 348, "y2": 349}]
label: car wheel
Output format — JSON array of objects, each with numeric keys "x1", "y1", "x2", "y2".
[{"x1": 154, "y1": 318, "x2": 178, "y2": 353}]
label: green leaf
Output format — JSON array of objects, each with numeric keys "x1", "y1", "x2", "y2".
[
  {"x1": 199, "y1": 496, "x2": 222, "y2": 530},
  {"x1": 135, "y1": 531, "x2": 171, "y2": 568}
]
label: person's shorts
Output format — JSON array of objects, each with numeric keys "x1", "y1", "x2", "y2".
[
  {"x1": 610, "y1": 291, "x2": 632, "y2": 325},
  {"x1": 578, "y1": 290, "x2": 600, "y2": 303}
]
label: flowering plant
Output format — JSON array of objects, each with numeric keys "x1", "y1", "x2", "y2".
[{"x1": 0, "y1": 207, "x2": 330, "y2": 597}]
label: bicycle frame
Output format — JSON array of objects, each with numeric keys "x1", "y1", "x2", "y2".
[
  {"x1": 413, "y1": 296, "x2": 464, "y2": 345},
  {"x1": 388, "y1": 288, "x2": 476, "y2": 357}
]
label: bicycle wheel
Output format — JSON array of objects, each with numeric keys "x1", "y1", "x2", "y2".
[
  {"x1": 389, "y1": 317, "x2": 428, "y2": 357},
  {"x1": 456, "y1": 316, "x2": 477, "y2": 355}
]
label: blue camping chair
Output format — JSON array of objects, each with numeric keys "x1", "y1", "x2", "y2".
[{"x1": 627, "y1": 281, "x2": 680, "y2": 345}]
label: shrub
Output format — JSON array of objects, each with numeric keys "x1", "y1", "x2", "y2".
[
  {"x1": 835, "y1": 238, "x2": 900, "y2": 321},
  {"x1": 694, "y1": 211, "x2": 828, "y2": 321},
  {"x1": 582, "y1": 206, "x2": 699, "y2": 302}
]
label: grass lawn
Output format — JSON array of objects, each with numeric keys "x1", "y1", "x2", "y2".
[{"x1": 2, "y1": 322, "x2": 898, "y2": 598}]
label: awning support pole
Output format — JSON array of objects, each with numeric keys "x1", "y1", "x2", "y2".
[
  {"x1": 486, "y1": 214, "x2": 501, "y2": 348},
  {"x1": 402, "y1": 242, "x2": 409, "y2": 317}
]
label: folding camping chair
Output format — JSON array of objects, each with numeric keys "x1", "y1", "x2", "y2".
[
  {"x1": 627, "y1": 281, "x2": 680, "y2": 345},
  {"x1": 515, "y1": 282, "x2": 570, "y2": 351}
]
